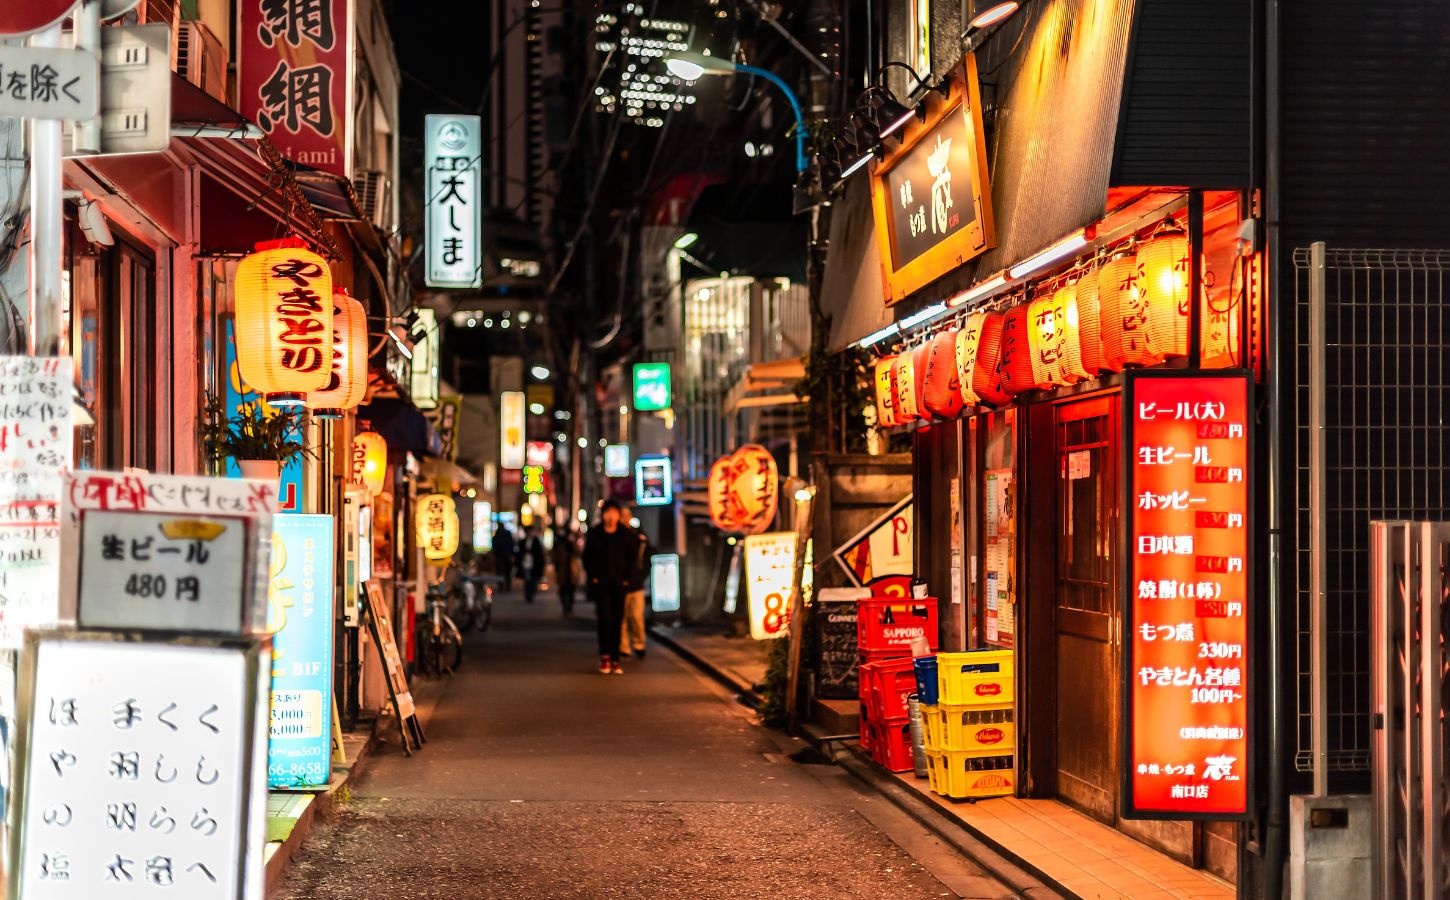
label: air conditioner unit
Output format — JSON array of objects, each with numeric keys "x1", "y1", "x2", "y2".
[
  {"x1": 353, "y1": 170, "x2": 392, "y2": 230},
  {"x1": 176, "y1": 21, "x2": 227, "y2": 104}
]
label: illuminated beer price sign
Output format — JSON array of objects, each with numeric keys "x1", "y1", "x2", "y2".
[{"x1": 1123, "y1": 371, "x2": 1251, "y2": 819}]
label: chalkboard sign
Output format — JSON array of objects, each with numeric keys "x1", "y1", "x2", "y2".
[
  {"x1": 361, "y1": 580, "x2": 424, "y2": 754},
  {"x1": 815, "y1": 588, "x2": 868, "y2": 699}
]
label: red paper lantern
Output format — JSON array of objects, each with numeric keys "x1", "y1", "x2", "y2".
[
  {"x1": 1074, "y1": 270, "x2": 1108, "y2": 375},
  {"x1": 912, "y1": 343, "x2": 932, "y2": 417},
  {"x1": 971, "y1": 311, "x2": 1012, "y2": 406},
  {"x1": 306, "y1": 289, "x2": 368, "y2": 418},
  {"x1": 234, "y1": 237, "x2": 334, "y2": 406},
  {"x1": 708, "y1": 445, "x2": 779, "y2": 534},
  {"x1": 874, "y1": 356, "x2": 899, "y2": 427},
  {"x1": 1027, "y1": 282, "x2": 1089, "y2": 387},
  {"x1": 1135, "y1": 224, "x2": 1191, "y2": 359},
  {"x1": 954, "y1": 313, "x2": 985, "y2": 406},
  {"x1": 922, "y1": 329, "x2": 965, "y2": 418},
  {"x1": 894, "y1": 352, "x2": 920, "y2": 422},
  {"x1": 999, "y1": 304, "x2": 1037, "y2": 394},
  {"x1": 1098, "y1": 247, "x2": 1160, "y2": 369}
]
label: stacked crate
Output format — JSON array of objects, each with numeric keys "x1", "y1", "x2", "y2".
[
  {"x1": 856, "y1": 597, "x2": 938, "y2": 772},
  {"x1": 921, "y1": 649, "x2": 1015, "y2": 799}
]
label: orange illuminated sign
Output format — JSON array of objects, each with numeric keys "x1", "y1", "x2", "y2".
[{"x1": 1123, "y1": 371, "x2": 1251, "y2": 819}]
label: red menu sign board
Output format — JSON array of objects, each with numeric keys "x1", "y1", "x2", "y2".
[
  {"x1": 1123, "y1": 371, "x2": 1251, "y2": 819},
  {"x1": 238, "y1": 0, "x2": 352, "y2": 178}
]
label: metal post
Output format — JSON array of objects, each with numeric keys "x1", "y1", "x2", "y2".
[
  {"x1": 26, "y1": 26, "x2": 64, "y2": 358},
  {"x1": 1308, "y1": 240, "x2": 1328, "y2": 797},
  {"x1": 72, "y1": 0, "x2": 101, "y2": 155}
]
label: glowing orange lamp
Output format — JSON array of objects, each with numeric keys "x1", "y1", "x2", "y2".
[
  {"x1": 234, "y1": 237, "x2": 334, "y2": 406},
  {"x1": 306, "y1": 288, "x2": 368, "y2": 418}
]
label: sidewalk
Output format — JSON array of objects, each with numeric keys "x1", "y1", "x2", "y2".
[
  {"x1": 659, "y1": 626, "x2": 1234, "y2": 900},
  {"x1": 648, "y1": 621, "x2": 768, "y2": 700}
]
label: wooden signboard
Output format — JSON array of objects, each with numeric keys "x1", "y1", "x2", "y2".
[
  {"x1": 360, "y1": 580, "x2": 424, "y2": 754},
  {"x1": 815, "y1": 588, "x2": 868, "y2": 699}
]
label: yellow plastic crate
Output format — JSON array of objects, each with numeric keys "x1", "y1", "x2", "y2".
[
  {"x1": 938, "y1": 749, "x2": 1015, "y2": 800},
  {"x1": 937, "y1": 649, "x2": 1015, "y2": 706},
  {"x1": 925, "y1": 750, "x2": 949, "y2": 795},
  {"x1": 921, "y1": 705, "x2": 944, "y2": 752},
  {"x1": 940, "y1": 703, "x2": 1014, "y2": 752}
]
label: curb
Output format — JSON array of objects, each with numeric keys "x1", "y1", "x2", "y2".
[
  {"x1": 262, "y1": 731, "x2": 377, "y2": 894},
  {"x1": 648, "y1": 626, "x2": 762, "y2": 707},
  {"x1": 832, "y1": 747, "x2": 1071, "y2": 899}
]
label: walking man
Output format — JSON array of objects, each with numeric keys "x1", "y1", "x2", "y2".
[
  {"x1": 583, "y1": 500, "x2": 638, "y2": 675},
  {"x1": 553, "y1": 526, "x2": 579, "y2": 617},
  {"x1": 494, "y1": 524, "x2": 516, "y2": 592},
  {"x1": 620, "y1": 517, "x2": 652, "y2": 659},
  {"x1": 517, "y1": 524, "x2": 546, "y2": 604}
]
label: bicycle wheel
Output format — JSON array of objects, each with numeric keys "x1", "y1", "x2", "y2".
[
  {"x1": 414, "y1": 622, "x2": 440, "y2": 677},
  {"x1": 474, "y1": 597, "x2": 492, "y2": 632},
  {"x1": 439, "y1": 614, "x2": 464, "y2": 673},
  {"x1": 446, "y1": 589, "x2": 474, "y2": 633}
]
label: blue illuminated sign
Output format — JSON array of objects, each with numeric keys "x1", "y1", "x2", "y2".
[
  {"x1": 634, "y1": 455, "x2": 673, "y2": 507},
  {"x1": 267, "y1": 513, "x2": 335, "y2": 789}
]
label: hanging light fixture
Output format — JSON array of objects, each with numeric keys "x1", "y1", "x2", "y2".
[
  {"x1": 971, "y1": 310, "x2": 1013, "y2": 406},
  {"x1": 306, "y1": 288, "x2": 368, "y2": 418},
  {"x1": 1097, "y1": 244, "x2": 1160, "y2": 369},
  {"x1": 970, "y1": 1, "x2": 1022, "y2": 29},
  {"x1": 351, "y1": 431, "x2": 387, "y2": 496},
  {"x1": 1135, "y1": 219, "x2": 1191, "y2": 359},
  {"x1": 1028, "y1": 282, "x2": 1089, "y2": 387},
  {"x1": 1074, "y1": 267, "x2": 1107, "y2": 376},
  {"x1": 894, "y1": 352, "x2": 921, "y2": 423},
  {"x1": 416, "y1": 492, "x2": 460, "y2": 561},
  {"x1": 234, "y1": 237, "x2": 334, "y2": 406},
  {"x1": 922, "y1": 329, "x2": 965, "y2": 418},
  {"x1": 999, "y1": 303, "x2": 1037, "y2": 395},
  {"x1": 874, "y1": 356, "x2": 900, "y2": 428}
]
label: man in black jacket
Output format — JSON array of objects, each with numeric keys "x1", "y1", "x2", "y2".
[{"x1": 582, "y1": 499, "x2": 638, "y2": 674}]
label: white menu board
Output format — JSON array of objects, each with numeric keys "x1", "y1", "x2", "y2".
[
  {"x1": 0, "y1": 356, "x2": 73, "y2": 648},
  {"x1": 11, "y1": 636, "x2": 267, "y2": 899}
]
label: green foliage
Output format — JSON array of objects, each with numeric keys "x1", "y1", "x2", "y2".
[
  {"x1": 796, "y1": 341, "x2": 874, "y2": 454},
  {"x1": 198, "y1": 394, "x2": 310, "y2": 467},
  {"x1": 757, "y1": 637, "x2": 791, "y2": 730}
]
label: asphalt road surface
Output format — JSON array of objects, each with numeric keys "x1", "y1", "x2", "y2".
[{"x1": 273, "y1": 590, "x2": 1014, "y2": 899}]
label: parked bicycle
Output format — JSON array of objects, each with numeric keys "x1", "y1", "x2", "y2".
[
  {"x1": 447, "y1": 571, "x2": 496, "y2": 633},
  {"x1": 415, "y1": 580, "x2": 463, "y2": 676}
]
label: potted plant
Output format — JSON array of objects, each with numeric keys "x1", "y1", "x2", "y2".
[{"x1": 199, "y1": 394, "x2": 310, "y2": 481}]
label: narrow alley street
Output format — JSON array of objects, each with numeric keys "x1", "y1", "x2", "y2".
[{"x1": 273, "y1": 592, "x2": 1017, "y2": 899}]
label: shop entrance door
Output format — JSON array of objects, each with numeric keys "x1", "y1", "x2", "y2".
[{"x1": 1053, "y1": 397, "x2": 1118, "y2": 822}]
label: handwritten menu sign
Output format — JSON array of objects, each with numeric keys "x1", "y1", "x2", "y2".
[
  {"x1": 743, "y1": 533, "x2": 797, "y2": 642},
  {"x1": 62, "y1": 472, "x2": 277, "y2": 633},
  {"x1": 0, "y1": 356, "x2": 73, "y2": 648},
  {"x1": 78, "y1": 511, "x2": 247, "y2": 633},
  {"x1": 815, "y1": 588, "x2": 867, "y2": 698},
  {"x1": 1124, "y1": 371, "x2": 1251, "y2": 819},
  {"x1": 10, "y1": 634, "x2": 268, "y2": 899}
]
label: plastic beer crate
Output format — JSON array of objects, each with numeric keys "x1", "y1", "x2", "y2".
[
  {"x1": 939, "y1": 703, "x2": 1014, "y2": 752},
  {"x1": 936, "y1": 649, "x2": 1014, "y2": 706},
  {"x1": 857, "y1": 597, "x2": 939, "y2": 655}
]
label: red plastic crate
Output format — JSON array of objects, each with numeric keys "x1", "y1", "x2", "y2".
[
  {"x1": 857, "y1": 597, "x2": 939, "y2": 655},
  {"x1": 858, "y1": 660, "x2": 884, "y2": 721},
  {"x1": 871, "y1": 718, "x2": 915, "y2": 773},
  {"x1": 870, "y1": 657, "x2": 919, "y2": 721},
  {"x1": 859, "y1": 701, "x2": 872, "y2": 750}
]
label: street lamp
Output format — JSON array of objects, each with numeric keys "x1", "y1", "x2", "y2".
[{"x1": 666, "y1": 52, "x2": 807, "y2": 174}]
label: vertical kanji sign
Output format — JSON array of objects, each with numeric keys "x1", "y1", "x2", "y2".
[
  {"x1": 238, "y1": 0, "x2": 352, "y2": 177},
  {"x1": 423, "y1": 114, "x2": 482, "y2": 288},
  {"x1": 1123, "y1": 370, "x2": 1252, "y2": 819}
]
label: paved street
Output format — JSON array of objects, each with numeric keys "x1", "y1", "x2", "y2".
[{"x1": 274, "y1": 591, "x2": 1014, "y2": 899}]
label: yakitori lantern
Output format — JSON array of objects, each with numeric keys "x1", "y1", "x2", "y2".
[
  {"x1": 352, "y1": 430, "x2": 387, "y2": 495},
  {"x1": 1098, "y1": 246, "x2": 1160, "y2": 369},
  {"x1": 954, "y1": 313, "x2": 985, "y2": 406},
  {"x1": 1074, "y1": 270, "x2": 1108, "y2": 375},
  {"x1": 911, "y1": 343, "x2": 932, "y2": 417},
  {"x1": 970, "y1": 311, "x2": 1013, "y2": 406},
  {"x1": 999, "y1": 304, "x2": 1037, "y2": 394},
  {"x1": 1135, "y1": 223, "x2": 1191, "y2": 359},
  {"x1": 306, "y1": 289, "x2": 368, "y2": 418},
  {"x1": 873, "y1": 355, "x2": 900, "y2": 427},
  {"x1": 1027, "y1": 282, "x2": 1089, "y2": 387},
  {"x1": 234, "y1": 237, "x2": 334, "y2": 406},
  {"x1": 708, "y1": 445, "x2": 779, "y2": 534},
  {"x1": 893, "y1": 352, "x2": 920, "y2": 422},
  {"x1": 922, "y1": 329, "x2": 965, "y2": 418},
  {"x1": 416, "y1": 492, "x2": 460, "y2": 561}
]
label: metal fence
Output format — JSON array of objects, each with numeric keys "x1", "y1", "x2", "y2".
[{"x1": 1292, "y1": 247, "x2": 1450, "y2": 778}]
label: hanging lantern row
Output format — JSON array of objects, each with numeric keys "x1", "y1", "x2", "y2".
[
  {"x1": 416, "y1": 492, "x2": 460, "y2": 561},
  {"x1": 874, "y1": 221, "x2": 1191, "y2": 426},
  {"x1": 708, "y1": 444, "x2": 780, "y2": 535},
  {"x1": 234, "y1": 238, "x2": 371, "y2": 417}
]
